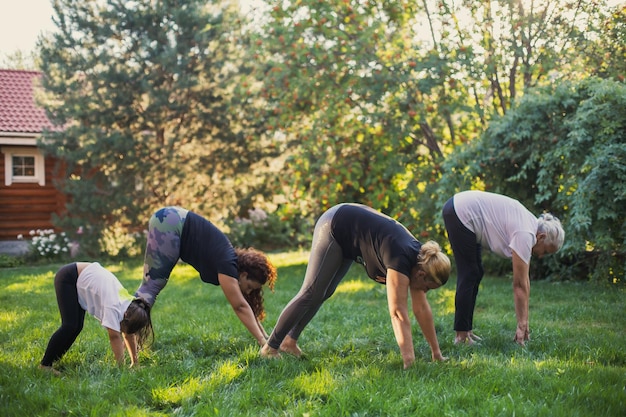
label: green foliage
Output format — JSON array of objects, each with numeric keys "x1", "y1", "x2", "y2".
[
  {"x1": 0, "y1": 254, "x2": 25, "y2": 268},
  {"x1": 25, "y1": 0, "x2": 624, "y2": 269},
  {"x1": 35, "y1": 0, "x2": 277, "y2": 254},
  {"x1": 224, "y1": 207, "x2": 311, "y2": 251},
  {"x1": 0, "y1": 49, "x2": 39, "y2": 70},
  {"x1": 440, "y1": 77, "x2": 626, "y2": 282},
  {"x1": 580, "y1": 4, "x2": 626, "y2": 81},
  {"x1": 98, "y1": 224, "x2": 145, "y2": 259},
  {"x1": 243, "y1": 0, "x2": 460, "y2": 228},
  {"x1": 242, "y1": 0, "x2": 615, "y2": 241},
  {"x1": 1, "y1": 254, "x2": 624, "y2": 416}
]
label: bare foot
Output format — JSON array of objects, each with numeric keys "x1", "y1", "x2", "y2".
[
  {"x1": 279, "y1": 336, "x2": 302, "y2": 357},
  {"x1": 454, "y1": 331, "x2": 482, "y2": 345},
  {"x1": 259, "y1": 343, "x2": 281, "y2": 358},
  {"x1": 39, "y1": 364, "x2": 61, "y2": 376}
]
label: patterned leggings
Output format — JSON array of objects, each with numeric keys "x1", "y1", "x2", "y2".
[{"x1": 135, "y1": 206, "x2": 189, "y2": 306}]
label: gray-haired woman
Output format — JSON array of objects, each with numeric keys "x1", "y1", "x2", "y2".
[{"x1": 442, "y1": 190, "x2": 565, "y2": 346}]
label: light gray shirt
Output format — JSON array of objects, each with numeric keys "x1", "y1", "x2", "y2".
[{"x1": 454, "y1": 191, "x2": 538, "y2": 264}]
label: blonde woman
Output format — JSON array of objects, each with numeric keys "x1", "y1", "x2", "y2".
[{"x1": 261, "y1": 203, "x2": 451, "y2": 369}]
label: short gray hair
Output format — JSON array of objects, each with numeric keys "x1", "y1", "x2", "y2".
[{"x1": 537, "y1": 213, "x2": 565, "y2": 250}]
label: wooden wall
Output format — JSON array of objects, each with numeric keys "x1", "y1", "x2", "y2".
[{"x1": 0, "y1": 152, "x2": 66, "y2": 241}]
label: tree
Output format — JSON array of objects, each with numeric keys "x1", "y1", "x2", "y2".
[
  {"x1": 242, "y1": 0, "x2": 614, "y2": 235},
  {"x1": 1, "y1": 50, "x2": 39, "y2": 70},
  {"x1": 580, "y1": 4, "x2": 626, "y2": 81},
  {"x1": 37, "y1": 0, "x2": 266, "y2": 255},
  {"x1": 242, "y1": 0, "x2": 465, "y2": 235}
]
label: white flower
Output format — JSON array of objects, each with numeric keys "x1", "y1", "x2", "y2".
[{"x1": 249, "y1": 208, "x2": 268, "y2": 223}]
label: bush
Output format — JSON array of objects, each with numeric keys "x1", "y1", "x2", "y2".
[
  {"x1": 439, "y1": 77, "x2": 626, "y2": 283},
  {"x1": 0, "y1": 254, "x2": 25, "y2": 268},
  {"x1": 98, "y1": 223, "x2": 145, "y2": 258},
  {"x1": 20, "y1": 229, "x2": 72, "y2": 262},
  {"x1": 225, "y1": 208, "x2": 309, "y2": 251}
]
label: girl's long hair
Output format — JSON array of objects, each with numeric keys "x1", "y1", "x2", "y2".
[{"x1": 121, "y1": 298, "x2": 154, "y2": 349}]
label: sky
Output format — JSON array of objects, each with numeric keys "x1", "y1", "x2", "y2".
[
  {"x1": 1, "y1": 0, "x2": 624, "y2": 59},
  {"x1": 0, "y1": 0, "x2": 56, "y2": 56},
  {"x1": 0, "y1": 0, "x2": 266, "y2": 59}
]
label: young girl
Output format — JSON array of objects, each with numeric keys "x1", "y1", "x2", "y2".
[{"x1": 40, "y1": 262, "x2": 153, "y2": 375}]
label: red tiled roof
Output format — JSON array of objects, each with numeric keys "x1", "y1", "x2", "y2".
[{"x1": 0, "y1": 69, "x2": 56, "y2": 134}]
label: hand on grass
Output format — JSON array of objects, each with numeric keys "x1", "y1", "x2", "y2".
[{"x1": 514, "y1": 325, "x2": 529, "y2": 346}]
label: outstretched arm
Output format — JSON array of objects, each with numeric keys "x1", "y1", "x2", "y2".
[
  {"x1": 511, "y1": 251, "x2": 531, "y2": 345},
  {"x1": 123, "y1": 333, "x2": 139, "y2": 367},
  {"x1": 409, "y1": 287, "x2": 446, "y2": 362},
  {"x1": 256, "y1": 316, "x2": 269, "y2": 339},
  {"x1": 386, "y1": 269, "x2": 415, "y2": 369},
  {"x1": 219, "y1": 273, "x2": 267, "y2": 346},
  {"x1": 107, "y1": 327, "x2": 126, "y2": 366}
]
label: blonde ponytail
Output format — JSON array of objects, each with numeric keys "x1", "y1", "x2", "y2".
[{"x1": 419, "y1": 241, "x2": 451, "y2": 286}]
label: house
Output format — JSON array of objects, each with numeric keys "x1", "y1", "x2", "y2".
[{"x1": 0, "y1": 69, "x2": 66, "y2": 254}]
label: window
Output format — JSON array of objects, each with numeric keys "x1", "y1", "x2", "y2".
[
  {"x1": 2, "y1": 146, "x2": 45, "y2": 186},
  {"x1": 13, "y1": 155, "x2": 36, "y2": 176}
]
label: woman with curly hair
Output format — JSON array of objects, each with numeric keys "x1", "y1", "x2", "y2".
[
  {"x1": 40, "y1": 262, "x2": 153, "y2": 375},
  {"x1": 135, "y1": 206, "x2": 277, "y2": 346},
  {"x1": 260, "y1": 203, "x2": 451, "y2": 369}
]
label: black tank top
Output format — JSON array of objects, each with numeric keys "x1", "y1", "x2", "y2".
[
  {"x1": 179, "y1": 211, "x2": 239, "y2": 285},
  {"x1": 330, "y1": 203, "x2": 421, "y2": 281}
]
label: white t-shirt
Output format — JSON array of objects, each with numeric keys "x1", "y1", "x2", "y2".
[
  {"x1": 453, "y1": 191, "x2": 538, "y2": 264},
  {"x1": 77, "y1": 262, "x2": 133, "y2": 332}
]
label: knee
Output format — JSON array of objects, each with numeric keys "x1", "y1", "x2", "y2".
[
  {"x1": 61, "y1": 322, "x2": 83, "y2": 338},
  {"x1": 457, "y1": 266, "x2": 483, "y2": 286}
]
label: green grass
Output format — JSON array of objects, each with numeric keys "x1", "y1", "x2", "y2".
[{"x1": 1, "y1": 250, "x2": 624, "y2": 417}]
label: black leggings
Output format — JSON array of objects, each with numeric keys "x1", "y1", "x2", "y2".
[
  {"x1": 40, "y1": 263, "x2": 86, "y2": 366},
  {"x1": 442, "y1": 198, "x2": 484, "y2": 332},
  {"x1": 267, "y1": 205, "x2": 353, "y2": 349}
]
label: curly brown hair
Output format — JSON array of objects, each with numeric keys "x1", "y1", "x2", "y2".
[{"x1": 235, "y1": 247, "x2": 277, "y2": 321}]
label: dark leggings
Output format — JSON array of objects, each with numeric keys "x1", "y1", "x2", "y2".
[
  {"x1": 267, "y1": 204, "x2": 353, "y2": 349},
  {"x1": 442, "y1": 198, "x2": 484, "y2": 332},
  {"x1": 40, "y1": 263, "x2": 86, "y2": 366}
]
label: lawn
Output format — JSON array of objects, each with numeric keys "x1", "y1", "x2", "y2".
[{"x1": 1, "y1": 250, "x2": 624, "y2": 416}]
